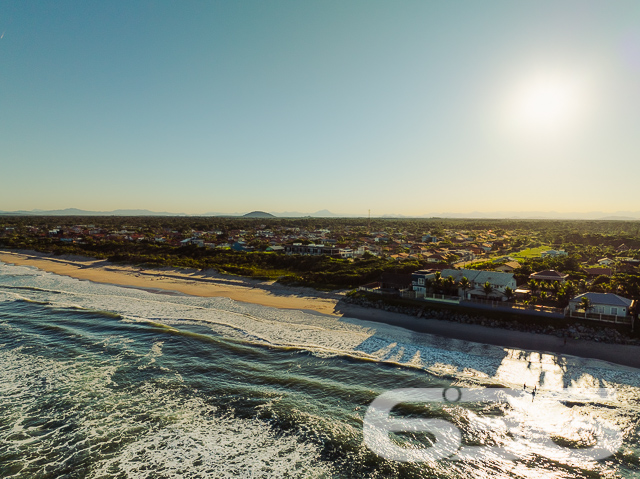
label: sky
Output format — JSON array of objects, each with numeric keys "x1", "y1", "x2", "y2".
[{"x1": 1, "y1": 1, "x2": 639, "y2": 216}]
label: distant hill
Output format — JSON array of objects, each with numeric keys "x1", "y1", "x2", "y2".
[
  {"x1": 270, "y1": 209, "x2": 350, "y2": 217},
  {"x1": 243, "y1": 211, "x2": 275, "y2": 218},
  {"x1": 2, "y1": 207, "x2": 640, "y2": 220}
]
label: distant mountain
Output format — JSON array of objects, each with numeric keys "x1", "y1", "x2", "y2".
[
  {"x1": 310, "y1": 209, "x2": 339, "y2": 217},
  {"x1": 2, "y1": 208, "x2": 640, "y2": 220},
  {"x1": 243, "y1": 211, "x2": 275, "y2": 218},
  {"x1": 424, "y1": 211, "x2": 640, "y2": 220},
  {"x1": 269, "y1": 209, "x2": 357, "y2": 217},
  {"x1": 597, "y1": 215, "x2": 639, "y2": 221}
]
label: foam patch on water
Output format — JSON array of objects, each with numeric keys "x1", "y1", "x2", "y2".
[
  {"x1": 91, "y1": 406, "x2": 333, "y2": 479},
  {"x1": 0, "y1": 345, "x2": 332, "y2": 479}
]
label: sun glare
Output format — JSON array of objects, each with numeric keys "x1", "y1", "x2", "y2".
[
  {"x1": 502, "y1": 70, "x2": 591, "y2": 140},
  {"x1": 518, "y1": 80, "x2": 575, "y2": 126}
]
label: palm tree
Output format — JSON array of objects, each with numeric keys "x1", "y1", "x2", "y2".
[
  {"x1": 528, "y1": 279, "x2": 539, "y2": 295},
  {"x1": 424, "y1": 278, "x2": 434, "y2": 293},
  {"x1": 459, "y1": 276, "x2": 471, "y2": 300},
  {"x1": 483, "y1": 281, "x2": 493, "y2": 299},
  {"x1": 578, "y1": 279, "x2": 587, "y2": 293},
  {"x1": 504, "y1": 286, "x2": 514, "y2": 302},
  {"x1": 564, "y1": 281, "x2": 578, "y2": 299},
  {"x1": 445, "y1": 275, "x2": 456, "y2": 295},
  {"x1": 433, "y1": 271, "x2": 443, "y2": 294},
  {"x1": 580, "y1": 296, "x2": 592, "y2": 314}
]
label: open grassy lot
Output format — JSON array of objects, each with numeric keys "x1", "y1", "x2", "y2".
[{"x1": 513, "y1": 245, "x2": 552, "y2": 259}]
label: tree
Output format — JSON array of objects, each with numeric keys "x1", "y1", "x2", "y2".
[
  {"x1": 564, "y1": 281, "x2": 578, "y2": 299},
  {"x1": 580, "y1": 296, "x2": 592, "y2": 313},
  {"x1": 444, "y1": 275, "x2": 456, "y2": 295},
  {"x1": 424, "y1": 278, "x2": 433, "y2": 293},
  {"x1": 504, "y1": 286, "x2": 514, "y2": 302},
  {"x1": 557, "y1": 281, "x2": 578, "y2": 307},
  {"x1": 446, "y1": 253, "x2": 460, "y2": 264},
  {"x1": 578, "y1": 279, "x2": 587, "y2": 293},
  {"x1": 483, "y1": 281, "x2": 493, "y2": 299},
  {"x1": 528, "y1": 279, "x2": 539, "y2": 295},
  {"x1": 433, "y1": 271, "x2": 443, "y2": 293},
  {"x1": 592, "y1": 275, "x2": 611, "y2": 286},
  {"x1": 459, "y1": 276, "x2": 471, "y2": 300}
]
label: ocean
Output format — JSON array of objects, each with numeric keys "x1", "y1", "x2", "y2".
[{"x1": 1, "y1": 261, "x2": 639, "y2": 478}]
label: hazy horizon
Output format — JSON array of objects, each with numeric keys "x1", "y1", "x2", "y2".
[
  {"x1": 2, "y1": 1, "x2": 639, "y2": 215},
  {"x1": 3, "y1": 205, "x2": 640, "y2": 220}
]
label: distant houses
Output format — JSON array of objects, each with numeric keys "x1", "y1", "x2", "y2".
[
  {"x1": 495, "y1": 261, "x2": 521, "y2": 273},
  {"x1": 540, "y1": 249, "x2": 567, "y2": 258},
  {"x1": 597, "y1": 257, "x2": 614, "y2": 266},
  {"x1": 585, "y1": 267, "x2": 613, "y2": 279},
  {"x1": 284, "y1": 243, "x2": 353, "y2": 258}
]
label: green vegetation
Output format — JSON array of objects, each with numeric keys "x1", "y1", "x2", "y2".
[
  {"x1": 513, "y1": 246, "x2": 552, "y2": 259},
  {"x1": 1, "y1": 215, "x2": 640, "y2": 298},
  {"x1": 0, "y1": 236, "x2": 424, "y2": 290}
]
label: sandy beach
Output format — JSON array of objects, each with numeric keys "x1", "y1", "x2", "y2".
[
  {"x1": 2, "y1": 249, "x2": 640, "y2": 370},
  {"x1": 0, "y1": 250, "x2": 342, "y2": 315}
]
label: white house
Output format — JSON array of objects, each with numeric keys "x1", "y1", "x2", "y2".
[
  {"x1": 597, "y1": 258, "x2": 614, "y2": 266},
  {"x1": 568, "y1": 292, "x2": 633, "y2": 319},
  {"x1": 440, "y1": 268, "x2": 517, "y2": 301}
]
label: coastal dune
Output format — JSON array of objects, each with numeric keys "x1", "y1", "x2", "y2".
[{"x1": 1, "y1": 249, "x2": 640, "y2": 370}]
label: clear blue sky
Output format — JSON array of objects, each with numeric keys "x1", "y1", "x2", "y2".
[{"x1": 2, "y1": 1, "x2": 639, "y2": 215}]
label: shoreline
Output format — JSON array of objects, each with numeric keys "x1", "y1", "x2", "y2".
[
  {"x1": 2, "y1": 249, "x2": 640, "y2": 370},
  {"x1": 0, "y1": 250, "x2": 343, "y2": 316}
]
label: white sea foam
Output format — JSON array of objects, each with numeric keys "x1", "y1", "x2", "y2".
[
  {"x1": 0, "y1": 344, "x2": 332, "y2": 479},
  {"x1": 2, "y1": 261, "x2": 639, "y2": 477},
  {"x1": 1, "y1": 261, "x2": 639, "y2": 391}
]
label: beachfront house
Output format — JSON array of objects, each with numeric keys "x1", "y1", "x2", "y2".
[
  {"x1": 411, "y1": 269, "x2": 439, "y2": 296},
  {"x1": 439, "y1": 268, "x2": 517, "y2": 301},
  {"x1": 568, "y1": 292, "x2": 634, "y2": 323}
]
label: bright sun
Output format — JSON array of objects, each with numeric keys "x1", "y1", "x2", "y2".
[
  {"x1": 518, "y1": 81, "x2": 575, "y2": 126},
  {"x1": 504, "y1": 70, "x2": 589, "y2": 139}
]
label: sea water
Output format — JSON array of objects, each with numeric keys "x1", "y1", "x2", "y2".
[{"x1": 1, "y1": 261, "x2": 639, "y2": 478}]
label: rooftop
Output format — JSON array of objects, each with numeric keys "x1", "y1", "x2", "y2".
[{"x1": 571, "y1": 292, "x2": 632, "y2": 308}]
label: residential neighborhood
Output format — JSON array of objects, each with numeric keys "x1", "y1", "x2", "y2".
[{"x1": 1, "y1": 216, "x2": 640, "y2": 327}]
